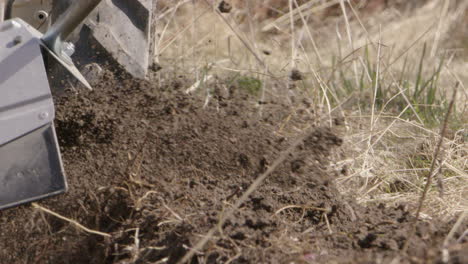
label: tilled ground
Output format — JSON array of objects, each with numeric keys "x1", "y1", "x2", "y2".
[{"x1": 0, "y1": 71, "x2": 466, "y2": 264}]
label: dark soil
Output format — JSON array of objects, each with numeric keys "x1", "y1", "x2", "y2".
[{"x1": 0, "y1": 71, "x2": 466, "y2": 264}]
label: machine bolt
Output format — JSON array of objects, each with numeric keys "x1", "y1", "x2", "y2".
[
  {"x1": 62, "y1": 42, "x2": 75, "y2": 57},
  {"x1": 35, "y1": 10, "x2": 49, "y2": 22},
  {"x1": 39, "y1": 112, "x2": 49, "y2": 120}
]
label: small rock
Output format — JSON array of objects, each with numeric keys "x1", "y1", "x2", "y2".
[
  {"x1": 218, "y1": 0, "x2": 232, "y2": 13},
  {"x1": 82, "y1": 63, "x2": 103, "y2": 86}
]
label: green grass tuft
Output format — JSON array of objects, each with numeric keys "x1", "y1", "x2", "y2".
[{"x1": 237, "y1": 76, "x2": 263, "y2": 96}]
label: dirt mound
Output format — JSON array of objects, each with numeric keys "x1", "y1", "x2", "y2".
[{"x1": 0, "y1": 71, "x2": 465, "y2": 263}]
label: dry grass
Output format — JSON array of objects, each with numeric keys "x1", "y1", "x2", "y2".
[{"x1": 152, "y1": 0, "x2": 467, "y2": 219}]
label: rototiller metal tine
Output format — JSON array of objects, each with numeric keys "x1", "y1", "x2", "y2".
[{"x1": 0, "y1": 0, "x2": 102, "y2": 210}]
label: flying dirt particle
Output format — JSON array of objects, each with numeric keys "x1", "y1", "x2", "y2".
[
  {"x1": 290, "y1": 69, "x2": 303, "y2": 81},
  {"x1": 340, "y1": 165, "x2": 348, "y2": 176},
  {"x1": 151, "y1": 62, "x2": 162, "y2": 72},
  {"x1": 259, "y1": 156, "x2": 269, "y2": 172},
  {"x1": 302, "y1": 98, "x2": 312, "y2": 108},
  {"x1": 334, "y1": 117, "x2": 345, "y2": 126},
  {"x1": 238, "y1": 153, "x2": 251, "y2": 168},
  {"x1": 218, "y1": 1, "x2": 232, "y2": 13},
  {"x1": 291, "y1": 159, "x2": 305, "y2": 173}
]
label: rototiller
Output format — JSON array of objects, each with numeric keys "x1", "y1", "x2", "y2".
[{"x1": 0, "y1": 0, "x2": 153, "y2": 209}]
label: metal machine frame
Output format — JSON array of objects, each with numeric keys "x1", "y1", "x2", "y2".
[{"x1": 0, "y1": 0, "x2": 102, "y2": 210}]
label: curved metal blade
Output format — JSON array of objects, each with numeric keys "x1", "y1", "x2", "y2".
[
  {"x1": 0, "y1": 18, "x2": 66, "y2": 209},
  {"x1": 85, "y1": 0, "x2": 153, "y2": 78}
]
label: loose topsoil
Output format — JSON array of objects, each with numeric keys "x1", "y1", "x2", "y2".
[{"x1": 0, "y1": 71, "x2": 466, "y2": 264}]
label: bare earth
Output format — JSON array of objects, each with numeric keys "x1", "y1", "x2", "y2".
[{"x1": 0, "y1": 70, "x2": 466, "y2": 264}]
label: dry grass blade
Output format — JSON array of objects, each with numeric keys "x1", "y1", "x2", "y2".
[
  {"x1": 293, "y1": 0, "x2": 323, "y2": 65},
  {"x1": 261, "y1": 0, "x2": 340, "y2": 32},
  {"x1": 158, "y1": 7, "x2": 212, "y2": 55},
  {"x1": 339, "y1": 0, "x2": 358, "y2": 87},
  {"x1": 274, "y1": 204, "x2": 330, "y2": 215},
  {"x1": 402, "y1": 82, "x2": 459, "y2": 252},
  {"x1": 430, "y1": 0, "x2": 450, "y2": 57},
  {"x1": 203, "y1": 0, "x2": 266, "y2": 69},
  {"x1": 32, "y1": 203, "x2": 111, "y2": 238}
]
